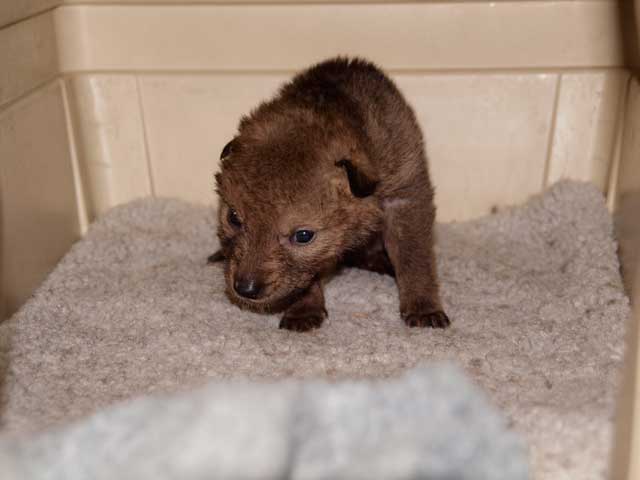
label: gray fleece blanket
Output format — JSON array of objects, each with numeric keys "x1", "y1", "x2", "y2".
[
  {"x1": 0, "y1": 181, "x2": 630, "y2": 479},
  {"x1": 0, "y1": 365, "x2": 526, "y2": 480}
]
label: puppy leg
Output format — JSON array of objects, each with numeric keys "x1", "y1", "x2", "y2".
[
  {"x1": 383, "y1": 199, "x2": 450, "y2": 328},
  {"x1": 343, "y1": 234, "x2": 395, "y2": 277},
  {"x1": 279, "y1": 281, "x2": 327, "y2": 332}
]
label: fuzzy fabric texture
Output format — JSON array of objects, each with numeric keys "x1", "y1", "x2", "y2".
[
  {"x1": 0, "y1": 365, "x2": 527, "y2": 480},
  {"x1": 0, "y1": 181, "x2": 631, "y2": 479}
]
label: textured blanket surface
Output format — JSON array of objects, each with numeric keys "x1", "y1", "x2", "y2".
[{"x1": 0, "y1": 181, "x2": 631, "y2": 479}]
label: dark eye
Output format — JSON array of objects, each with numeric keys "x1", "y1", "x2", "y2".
[
  {"x1": 228, "y1": 208, "x2": 242, "y2": 228},
  {"x1": 291, "y1": 229, "x2": 315, "y2": 245}
]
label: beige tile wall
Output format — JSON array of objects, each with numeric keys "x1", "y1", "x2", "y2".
[
  {"x1": 65, "y1": 75, "x2": 152, "y2": 219},
  {"x1": 138, "y1": 74, "x2": 289, "y2": 207},
  {"x1": 50, "y1": 0, "x2": 628, "y2": 221},
  {"x1": 548, "y1": 71, "x2": 630, "y2": 190},
  {"x1": 0, "y1": 4, "x2": 78, "y2": 319},
  {"x1": 396, "y1": 74, "x2": 557, "y2": 220},
  {"x1": 0, "y1": 81, "x2": 81, "y2": 317},
  {"x1": 12, "y1": 0, "x2": 551, "y2": 27},
  {"x1": 68, "y1": 69, "x2": 627, "y2": 222},
  {"x1": 0, "y1": 11, "x2": 58, "y2": 107},
  {"x1": 54, "y1": 2, "x2": 622, "y2": 72}
]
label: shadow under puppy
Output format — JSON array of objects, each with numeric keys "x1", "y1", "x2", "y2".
[{"x1": 209, "y1": 57, "x2": 449, "y2": 332}]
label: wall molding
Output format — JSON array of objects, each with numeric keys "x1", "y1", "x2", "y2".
[
  {"x1": 1, "y1": 0, "x2": 625, "y2": 110},
  {"x1": 53, "y1": 2, "x2": 624, "y2": 73}
]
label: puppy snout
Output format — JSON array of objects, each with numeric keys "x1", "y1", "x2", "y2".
[{"x1": 233, "y1": 276, "x2": 263, "y2": 299}]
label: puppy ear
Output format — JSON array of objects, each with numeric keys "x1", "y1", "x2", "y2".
[
  {"x1": 220, "y1": 138, "x2": 238, "y2": 160},
  {"x1": 207, "y1": 250, "x2": 225, "y2": 264},
  {"x1": 335, "y1": 158, "x2": 378, "y2": 198},
  {"x1": 214, "y1": 172, "x2": 223, "y2": 191}
]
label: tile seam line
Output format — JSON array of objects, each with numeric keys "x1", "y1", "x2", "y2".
[
  {"x1": 0, "y1": 5, "x2": 59, "y2": 30},
  {"x1": 3, "y1": 68, "x2": 629, "y2": 112},
  {"x1": 4, "y1": 68, "x2": 627, "y2": 114},
  {"x1": 605, "y1": 74, "x2": 633, "y2": 211},
  {"x1": 59, "y1": 78, "x2": 91, "y2": 234},
  {"x1": 0, "y1": 76, "x2": 61, "y2": 114},
  {"x1": 135, "y1": 75, "x2": 157, "y2": 197},
  {"x1": 541, "y1": 74, "x2": 562, "y2": 189}
]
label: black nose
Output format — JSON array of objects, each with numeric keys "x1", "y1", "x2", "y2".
[{"x1": 233, "y1": 276, "x2": 263, "y2": 299}]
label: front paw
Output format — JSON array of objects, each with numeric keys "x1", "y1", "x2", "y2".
[
  {"x1": 279, "y1": 309, "x2": 326, "y2": 332},
  {"x1": 403, "y1": 310, "x2": 450, "y2": 329}
]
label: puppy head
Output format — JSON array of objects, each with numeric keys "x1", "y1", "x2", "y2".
[{"x1": 214, "y1": 120, "x2": 382, "y2": 313}]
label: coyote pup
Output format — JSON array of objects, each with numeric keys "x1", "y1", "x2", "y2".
[{"x1": 210, "y1": 57, "x2": 449, "y2": 332}]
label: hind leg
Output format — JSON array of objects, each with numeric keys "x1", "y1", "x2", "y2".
[{"x1": 342, "y1": 234, "x2": 395, "y2": 277}]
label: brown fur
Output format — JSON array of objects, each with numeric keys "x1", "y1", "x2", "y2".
[{"x1": 210, "y1": 57, "x2": 449, "y2": 332}]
